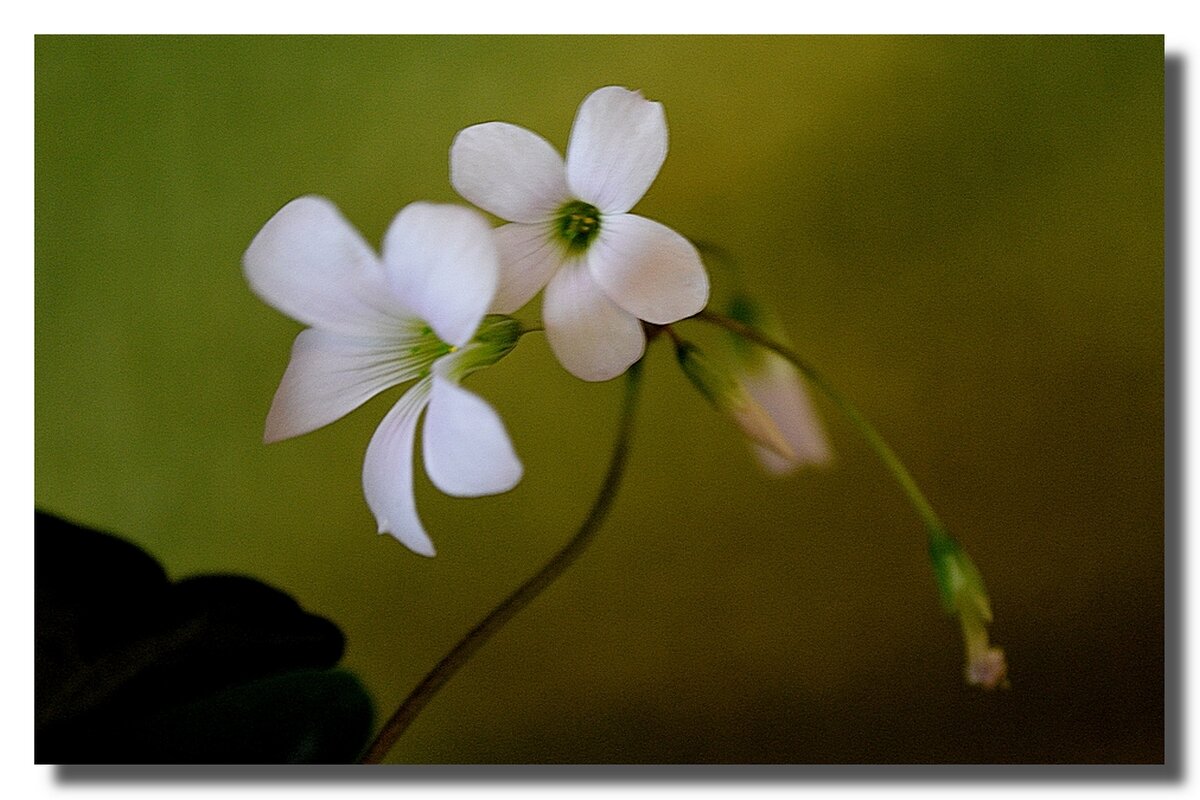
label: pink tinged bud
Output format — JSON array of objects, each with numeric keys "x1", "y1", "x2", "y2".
[
  {"x1": 739, "y1": 354, "x2": 831, "y2": 474},
  {"x1": 722, "y1": 295, "x2": 830, "y2": 474},
  {"x1": 727, "y1": 388, "x2": 796, "y2": 462},
  {"x1": 676, "y1": 340, "x2": 793, "y2": 460}
]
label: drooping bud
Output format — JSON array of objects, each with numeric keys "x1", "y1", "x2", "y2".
[
  {"x1": 723, "y1": 294, "x2": 831, "y2": 473},
  {"x1": 929, "y1": 532, "x2": 1009, "y2": 690},
  {"x1": 675, "y1": 340, "x2": 795, "y2": 461}
]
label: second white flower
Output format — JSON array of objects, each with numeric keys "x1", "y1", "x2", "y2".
[{"x1": 450, "y1": 86, "x2": 710, "y2": 382}]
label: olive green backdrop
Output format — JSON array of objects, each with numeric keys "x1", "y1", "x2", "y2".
[{"x1": 36, "y1": 36, "x2": 1164, "y2": 763}]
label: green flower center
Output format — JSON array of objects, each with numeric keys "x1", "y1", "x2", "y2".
[
  {"x1": 555, "y1": 200, "x2": 602, "y2": 253},
  {"x1": 405, "y1": 324, "x2": 456, "y2": 378},
  {"x1": 403, "y1": 316, "x2": 524, "y2": 381}
]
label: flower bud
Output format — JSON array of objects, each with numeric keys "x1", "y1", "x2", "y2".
[
  {"x1": 723, "y1": 294, "x2": 830, "y2": 473},
  {"x1": 675, "y1": 340, "x2": 795, "y2": 461},
  {"x1": 472, "y1": 314, "x2": 523, "y2": 357},
  {"x1": 929, "y1": 533, "x2": 1009, "y2": 690},
  {"x1": 443, "y1": 314, "x2": 523, "y2": 380}
]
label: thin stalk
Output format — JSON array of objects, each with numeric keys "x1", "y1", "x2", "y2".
[
  {"x1": 693, "y1": 308, "x2": 946, "y2": 538},
  {"x1": 360, "y1": 360, "x2": 645, "y2": 764}
]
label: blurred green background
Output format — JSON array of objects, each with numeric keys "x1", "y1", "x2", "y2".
[{"x1": 35, "y1": 36, "x2": 1163, "y2": 763}]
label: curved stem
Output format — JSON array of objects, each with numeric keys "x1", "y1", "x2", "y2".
[
  {"x1": 360, "y1": 360, "x2": 645, "y2": 764},
  {"x1": 694, "y1": 309, "x2": 1009, "y2": 687},
  {"x1": 693, "y1": 308, "x2": 946, "y2": 538}
]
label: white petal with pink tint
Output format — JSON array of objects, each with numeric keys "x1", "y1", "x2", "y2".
[
  {"x1": 423, "y1": 369, "x2": 523, "y2": 497},
  {"x1": 381, "y1": 202, "x2": 498, "y2": 347},
  {"x1": 587, "y1": 213, "x2": 708, "y2": 325},
  {"x1": 243, "y1": 195, "x2": 401, "y2": 337},
  {"x1": 542, "y1": 260, "x2": 646, "y2": 382},
  {"x1": 566, "y1": 86, "x2": 668, "y2": 215},
  {"x1": 490, "y1": 222, "x2": 563, "y2": 314},
  {"x1": 450, "y1": 122, "x2": 570, "y2": 223},
  {"x1": 264, "y1": 327, "x2": 427, "y2": 444},
  {"x1": 362, "y1": 379, "x2": 436, "y2": 556}
]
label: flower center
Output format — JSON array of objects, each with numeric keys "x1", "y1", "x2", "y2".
[
  {"x1": 403, "y1": 324, "x2": 456, "y2": 377},
  {"x1": 555, "y1": 200, "x2": 602, "y2": 253}
]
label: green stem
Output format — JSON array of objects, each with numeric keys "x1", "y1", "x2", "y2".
[
  {"x1": 693, "y1": 308, "x2": 947, "y2": 539},
  {"x1": 360, "y1": 360, "x2": 645, "y2": 764}
]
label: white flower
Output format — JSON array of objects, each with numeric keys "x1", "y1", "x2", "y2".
[
  {"x1": 243, "y1": 196, "x2": 523, "y2": 556},
  {"x1": 450, "y1": 86, "x2": 710, "y2": 382}
]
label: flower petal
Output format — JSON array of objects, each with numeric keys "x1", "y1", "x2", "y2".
[
  {"x1": 243, "y1": 196, "x2": 402, "y2": 336},
  {"x1": 422, "y1": 368, "x2": 522, "y2": 498},
  {"x1": 543, "y1": 260, "x2": 646, "y2": 382},
  {"x1": 450, "y1": 122, "x2": 570, "y2": 224},
  {"x1": 741, "y1": 354, "x2": 831, "y2": 474},
  {"x1": 490, "y1": 222, "x2": 563, "y2": 314},
  {"x1": 565, "y1": 86, "x2": 668, "y2": 215},
  {"x1": 264, "y1": 327, "x2": 428, "y2": 443},
  {"x1": 381, "y1": 202, "x2": 498, "y2": 347},
  {"x1": 362, "y1": 379, "x2": 436, "y2": 556},
  {"x1": 587, "y1": 214, "x2": 709, "y2": 325}
]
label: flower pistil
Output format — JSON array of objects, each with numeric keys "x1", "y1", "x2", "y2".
[{"x1": 555, "y1": 200, "x2": 603, "y2": 253}]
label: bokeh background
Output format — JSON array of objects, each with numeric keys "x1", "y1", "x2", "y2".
[{"x1": 35, "y1": 36, "x2": 1163, "y2": 763}]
